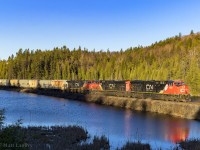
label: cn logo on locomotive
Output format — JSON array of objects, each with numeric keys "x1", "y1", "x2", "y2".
[
  {"x1": 146, "y1": 84, "x2": 154, "y2": 91},
  {"x1": 109, "y1": 84, "x2": 115, "y2": 89}
]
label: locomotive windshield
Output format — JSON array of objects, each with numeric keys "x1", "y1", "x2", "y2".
[{"x1": 174, "y1": 81, "x2": 184, "y2": 86}]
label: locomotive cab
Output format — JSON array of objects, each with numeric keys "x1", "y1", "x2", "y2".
[{"x1": 162, "y1": 80, "x2": 189, "y2": 95}]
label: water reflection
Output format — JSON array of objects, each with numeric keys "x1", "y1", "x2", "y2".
[
  {"x1": 163, "y1": 118, "x2": 189, "y2": 143},
  {"x1": 123, "y1": 111, "x2": 190, "y2": 143},
  {"x1": 124, "y1": 110, "x2": 132, "y2": 138}
]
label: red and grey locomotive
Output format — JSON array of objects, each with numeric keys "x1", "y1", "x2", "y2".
[{"x1": 81, "y1": 80, "x2": 190, "y2": 102}]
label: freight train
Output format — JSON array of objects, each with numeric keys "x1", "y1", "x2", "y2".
[{"x1": 0, "y1": 79, "x2": 190, "y2": 102}]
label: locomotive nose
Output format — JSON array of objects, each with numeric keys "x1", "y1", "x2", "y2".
[
  {"x1": 185, "y1": 86, "x2": 190, "y2": 94},
  {"x1": 181, "y1": 85, "x2": 189, "y2": 94}
]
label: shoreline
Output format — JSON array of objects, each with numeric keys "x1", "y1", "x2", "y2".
[{"x1": 1, "y1": 87, "x2": 200, "y2": 120}]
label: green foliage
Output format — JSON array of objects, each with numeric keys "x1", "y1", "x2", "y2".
[
  {"x1": 0, "y1": 110, "x2": 27, "y2": 150},
  {"x1": 1, "y1": 33, "x2": 200, "y2": 95},
  {"x1": 0, "y1": 125, "x2": 27, "y2": 150}
]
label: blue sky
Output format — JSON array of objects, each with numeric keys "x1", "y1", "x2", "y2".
[{"x1": 0, "y1": 0, "x2": 200, "y2": 60}]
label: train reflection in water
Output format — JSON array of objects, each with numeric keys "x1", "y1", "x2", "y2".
[
  {"x1": 163, "y1": 118, "x2": 189, "y2": 143},
  {"x1": 122, "y1": 110, "x2": 189, "y2": 144}
]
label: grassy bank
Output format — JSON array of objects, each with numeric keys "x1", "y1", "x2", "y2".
[{"x1": 86, "y1": 94, "x2": 200, "y2": 120}]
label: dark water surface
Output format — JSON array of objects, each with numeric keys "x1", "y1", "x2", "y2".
[{"x1": 0, "y1": 90, "x2": 200, "y2": 149}]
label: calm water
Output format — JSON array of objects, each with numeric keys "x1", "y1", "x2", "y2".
[{"x1": 0, "y1": 90, "x2": 200, "y2": 149}]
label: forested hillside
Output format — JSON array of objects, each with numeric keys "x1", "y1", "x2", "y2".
[{"x1": 1, "y1": 32, "x2": 200, "y2": 95}]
